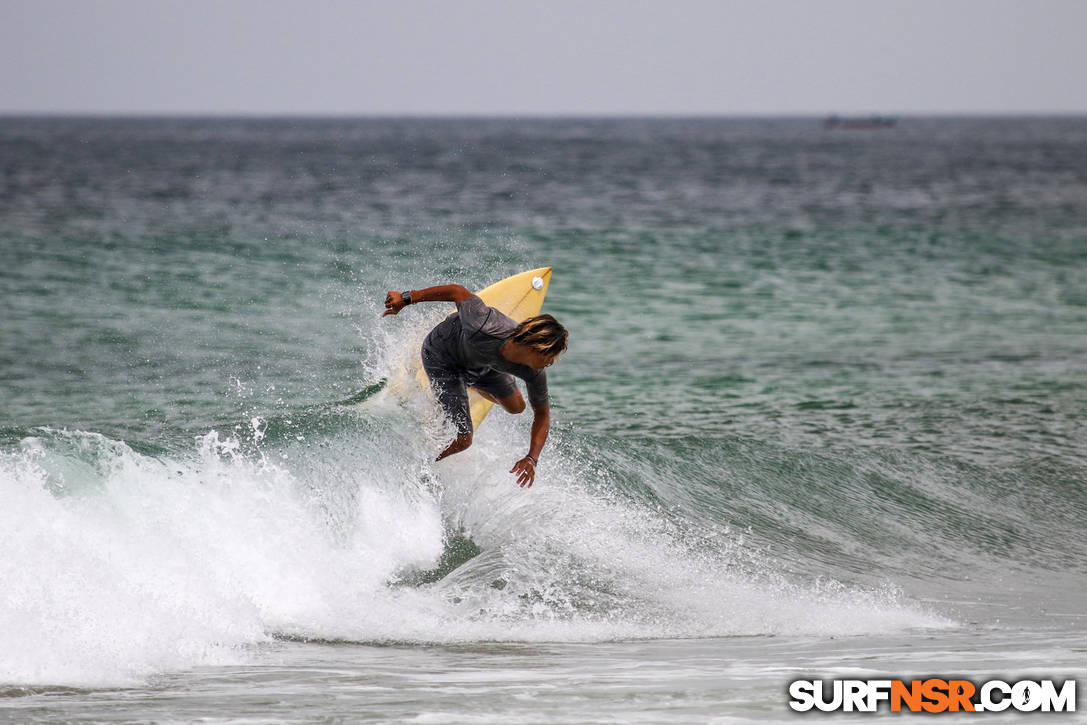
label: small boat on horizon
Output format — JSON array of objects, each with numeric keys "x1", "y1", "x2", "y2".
[{"x1": 824, "y1": 115, "x2": 897, "y2": 130}]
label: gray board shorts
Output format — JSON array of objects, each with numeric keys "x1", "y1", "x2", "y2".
[{"x1": 421, "y1": 340, "x2": 517, "y2": 436}]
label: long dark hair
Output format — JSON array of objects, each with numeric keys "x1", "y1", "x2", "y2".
[{"x1": 510, "y1": 314, "x2": 568, "y2": 358}]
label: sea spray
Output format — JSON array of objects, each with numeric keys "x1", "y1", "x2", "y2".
[
  {"x1": 0, "y1": 432, "x2": 267, "y2": 686},
  {"x1": 0, "y1": 425, "x2": 445, "y2": 686},
  {"x1": 0, "y1": 413, "x2": 947, "y2": 686}
]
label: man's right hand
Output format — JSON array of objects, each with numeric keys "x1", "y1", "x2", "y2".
[{"x1": 383, "y1": 290, "x2": 407, "y2": 317}]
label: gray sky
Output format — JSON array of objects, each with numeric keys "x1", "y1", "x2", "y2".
[{"x1": 2, "y1": 0, "x2": 1085, "y2": 115}]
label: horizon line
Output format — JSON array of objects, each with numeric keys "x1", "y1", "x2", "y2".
[{"x1": 3, "y1": 110, "x2": 1087, "y2": 120}]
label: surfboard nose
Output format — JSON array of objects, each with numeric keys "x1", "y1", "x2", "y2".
[{"x1": 531, "y1": 267, "x2": 552, "y2": 290}]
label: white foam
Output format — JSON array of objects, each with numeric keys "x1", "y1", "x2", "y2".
[
  {"x1": 0, "y1": 427, "x2": 444, "y2": 686},
  {"x1": 0, "y1": 419, "x2": 948, "y2": 687}
]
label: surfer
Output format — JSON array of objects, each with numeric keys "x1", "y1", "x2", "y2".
[{"x1": 382, "y1": 285, "x2": 568, "y2": 487}]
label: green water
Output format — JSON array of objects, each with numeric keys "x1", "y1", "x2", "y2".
[{"x1": 1, "y1": 117, "x2": 1085, "y2": 722}]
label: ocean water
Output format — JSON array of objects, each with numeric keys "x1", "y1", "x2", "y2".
[{"x1": 1, "y1": 116, "x2": 1085, "y2": 723}]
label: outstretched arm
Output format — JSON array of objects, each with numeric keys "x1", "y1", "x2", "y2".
[
  {"x1": 510, "y1": 404, "x2": 549, "y2": 488},
  {"x1": 383, "y1": 285, "x2": 475, "y2": 317}
]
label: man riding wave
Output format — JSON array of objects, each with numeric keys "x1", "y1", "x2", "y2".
[{"x1": 383, "y1": 284, "x2": 568, "y2": 487}]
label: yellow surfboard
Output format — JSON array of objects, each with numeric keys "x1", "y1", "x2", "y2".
[{"x1": 411, "y1": 267, "x2": 553, "y2": 430}]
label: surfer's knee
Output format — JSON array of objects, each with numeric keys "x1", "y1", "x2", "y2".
[{"x1": 501, "y1": 393, "x2": 526, "y2": 415}]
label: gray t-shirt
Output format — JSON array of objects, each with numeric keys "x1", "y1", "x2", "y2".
[{"x1": 422, "y1": 295, "x2": 549, "y2": 408}]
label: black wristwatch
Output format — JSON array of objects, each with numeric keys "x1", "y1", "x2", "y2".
[{"x1": 401, "y1": 290, "x2": 412, "y2": 306}]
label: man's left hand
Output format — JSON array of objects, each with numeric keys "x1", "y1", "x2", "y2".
[{"x1": 510, "y1": 457, "x2": 536, "y2": 488}]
